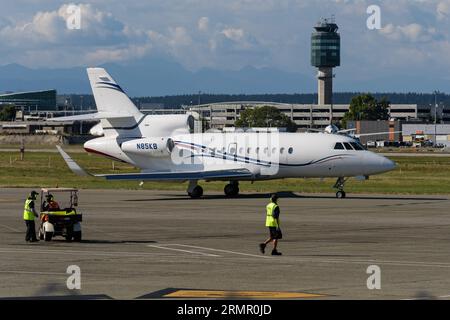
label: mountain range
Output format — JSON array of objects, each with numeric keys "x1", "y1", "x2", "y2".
[
  {"x1": 0, "y1": 59, "x2": 315, "y2": 97},
  {"x1": 0, "y1": 58, "x2": 448, "y2": 96}
]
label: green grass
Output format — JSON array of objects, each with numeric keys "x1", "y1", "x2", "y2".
[{"x1": 1, "y1": 151, "x2": 450, "y2": 194}]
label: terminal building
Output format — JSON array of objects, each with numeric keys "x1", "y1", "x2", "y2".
[
  {"x1": 0, "y1": 90, "x2": 56, "y2": 111},
  {"x1": 188, "y1": 102, "x2": 422, "y2": 130}
]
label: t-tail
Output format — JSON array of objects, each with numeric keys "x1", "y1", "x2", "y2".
[
  {"x1": 87, "y1": 68, "x2": 143, "y2": 137},
  {"x1": 48, "y1": 68, "x2": 144, "y2": 137}
]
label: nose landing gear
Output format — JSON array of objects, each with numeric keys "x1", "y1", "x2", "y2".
[{"x1": 334, "y1": 177, "x2": 348, "y2": 199}]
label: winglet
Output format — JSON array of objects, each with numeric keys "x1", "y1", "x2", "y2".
[{"x1": 56, "y1": 146, "x2": 91, "y2": 177}]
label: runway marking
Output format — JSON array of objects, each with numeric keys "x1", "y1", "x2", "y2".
[
  {"x1": 171, "y1": 244, "x2": 271, "y2": 259},
  {"x1": 0, "y1": 224, "x2": 21, "y2": 232},
  {"x1": 282, "y1": 257, "x2": 450, "y2": 269},
  {"x1": 0, "y1": 247, "x2": 186, "y2": 258},
  {"x1": 146, "y1": 245, "x2": 220, "y2": 257},
  {"x1": 402, "y1": 294, "x2": 450, "y2": 300},
  {"x1": 164, "y1": 289, "x2": 326, "y2": 299},
  {"x1": 0, "y1": 270, "x2": 66, "y2": 276}
]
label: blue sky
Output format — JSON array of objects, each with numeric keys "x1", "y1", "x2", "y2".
[{"x1": 1, "y1": 0, "x2": 450, "y2": 93}]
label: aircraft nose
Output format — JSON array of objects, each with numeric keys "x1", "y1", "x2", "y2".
[{"x1": 378, "y1": 156, "x2": 397, "y2": 173}]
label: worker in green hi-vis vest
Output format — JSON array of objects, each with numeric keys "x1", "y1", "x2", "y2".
[
  {"x1": 259, "y1": 194, "x2": 282, "y2": 256},
  {"x1": 23, "y1": 191, "x2": 39, "y2": 243}
]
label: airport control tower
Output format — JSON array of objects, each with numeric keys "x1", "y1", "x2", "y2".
[{"x1": 311, "y1": 18, "x2": 340, "y2": 106}]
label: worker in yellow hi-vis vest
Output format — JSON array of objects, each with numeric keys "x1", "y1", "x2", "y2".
[
  {"x1": 259, "y1": 194, "x2": 282, "y2": 256},
  {"x1": 23, "y1": 191, "x2": 39, "y2": 243}
]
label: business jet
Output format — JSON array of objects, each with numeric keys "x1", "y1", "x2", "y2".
[{"x1": 51, "y1": 68, "x2": 397, "y2": 199}]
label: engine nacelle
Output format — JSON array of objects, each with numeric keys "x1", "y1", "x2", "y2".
[
  {"x1": 121, "y1": 137, "x2": 174, "y2": 157},
  {"x1": 89, "y1": 122, "x2": 104, "y2": 136}
]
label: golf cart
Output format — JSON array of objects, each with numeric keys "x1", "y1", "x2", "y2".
[{"x1": 38, "y1": 188, "x2": 83, "y2": 242}]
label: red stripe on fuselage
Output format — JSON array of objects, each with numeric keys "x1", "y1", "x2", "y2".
[{"x1": 84, "y1": 147, "x2": 127, "y2": 163}]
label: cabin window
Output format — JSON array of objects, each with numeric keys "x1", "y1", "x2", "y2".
[
  {"x1": 288, "y1": 147, "x2": 294, "y2": 154},
  {"x1": 343, "y1": 142, "x2": 354, "y2": 150},
  {"x1": 280, "y1": 148, "x2": 285, "y2": 154},
  {"x1": 350, "y1": 142, "x2": 365, "y2": 151},
  {"x1": 334, "y1": 143, "x2": 345, "y2": 150},
  {"x1": 272, "y1": 147, "x2": 277, "y2": 154},
  {"x1": 247, "y1": 148, "x2": 251, "y2": 154}
]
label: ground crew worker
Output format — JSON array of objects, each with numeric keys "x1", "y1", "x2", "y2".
[
  {"x1": 23, "y1": 191, "x2": 39, "y2": 243},
  {"x1": 259, "y1": 194, "x2": 282, "y2": 256},
  {"x1": 43, "y1": 194, "x2": 60, "y2": 211}
]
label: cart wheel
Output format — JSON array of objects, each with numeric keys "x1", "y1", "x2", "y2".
[
  {"x1": 73, "y1": 231, "x2": 82, "y2": 242},
  {"x1": 44, "y1": 232, "x2": 53, "y2": 241}
]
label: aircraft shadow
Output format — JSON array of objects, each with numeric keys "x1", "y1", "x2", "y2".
[
  {"x1": 39, "y1": 239, "x2": 157, "y2": 245},
  {"x1": 123, "y1": 192, "x2": 448, "y2": 202}
]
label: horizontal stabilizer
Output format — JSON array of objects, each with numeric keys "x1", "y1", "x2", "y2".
[{"x1": 56, "y1": 146, "x2": 90, "y2": 177}]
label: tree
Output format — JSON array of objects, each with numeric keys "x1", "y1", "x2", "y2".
[
  {"x1": 0, "y1": 105, "x2": 16, "y2": 121},
  {"x1": 234, "y1": 106, "x2": 297, "y2": 132},
  {"x1": 341, "y1": 94, "x2": 389, "y2": 127}
]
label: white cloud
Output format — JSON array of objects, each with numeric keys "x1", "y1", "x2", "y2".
[
  {"x1": 1, "y1": 0, "x2": 450, "y2": 86},
  {"x1": 198, "y1": 17, "x2": 209, "y2": 32},
  {"x1": 221, "y1": 28, "x2": 245, "y2": 42},
  {"x1": 380, "y1": 23, "x2": 437, "y2": 42},
  {"x1": 168, "y1": 26, "x2": 192, "y2": 47},
  {"x1": 437, "y1": 1, "x2": 450, "y2": 20}
]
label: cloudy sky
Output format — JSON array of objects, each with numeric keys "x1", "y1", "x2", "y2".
[{"x1": 1, "y1": 0, "x2": 450, "y2": 92}]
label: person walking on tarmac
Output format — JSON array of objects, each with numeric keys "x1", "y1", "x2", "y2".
[
  {"x1": 23, "y1": 191, "x2": 39, "y2": 243},
  {"x1": 259, "y1": 194, "x2": 282, "y2": 256}
]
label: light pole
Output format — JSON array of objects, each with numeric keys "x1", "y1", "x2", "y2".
[{"x1": 434, "y1": 91, "x2": 438, "y2": 146}]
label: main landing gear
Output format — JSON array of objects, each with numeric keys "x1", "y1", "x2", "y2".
[
  {"x1": 187, "y1": 180, "x2": 203, "y2": 199},
  {"x1": 187, "y1": 181, "x2": 240, "y2": 199},
  {"x1": 224, "y1": 181, "x2": 239, "y2": 197},
  {"x1": 334, "y1": 177, "x2": 348, "y2": 199}
]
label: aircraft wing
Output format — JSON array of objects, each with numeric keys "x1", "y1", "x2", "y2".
[
  {"x1": 95, "y1": 169, "x2": 253, "y2": 181},
  {"x1": 355, "y1": 131, "x2": 402, "y2": 137},
  {"x1": 56, "y1": 146, "x2": 253, "y2": 181},
  {"x1": 47, "y1": 112, "x2": 134, "y2": 122}
]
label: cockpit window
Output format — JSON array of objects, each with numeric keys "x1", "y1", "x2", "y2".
[
  {"x1": 334, "y1": 143, "x2": 345, "y2": 150},
  {"x1": 343, "y1": 142, "x2": 354, "y2": 150},
  {"x1": 350, "y1": 142, "x2": 365, "y2": 151}
]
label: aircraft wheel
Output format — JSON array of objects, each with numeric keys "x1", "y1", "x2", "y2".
[
  {"x1": 45, "y1": 232, "x2": 53, "y2": 241},
  {"x1": 224, "y1": 184, "x2": 239, "y2": 197},
  {"x1": 336, "y1": 191, "x2": 346, "y2": 199},
  {"x1": 73, "y1": 231, "x2": 82, "y2": 242},
  {"x1": 189, "y1": 186, "x2": 203, "y2": 199}
]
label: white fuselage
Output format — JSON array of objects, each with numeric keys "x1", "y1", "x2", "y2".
[{"x1": 84, "y1": 129, "x2": 396, "y2": 181}]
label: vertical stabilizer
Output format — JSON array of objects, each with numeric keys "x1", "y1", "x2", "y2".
[{"x1": 87, "y1": 68, "x2": 142, "y2": 118}]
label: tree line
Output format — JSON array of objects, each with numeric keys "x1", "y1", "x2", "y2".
[{"x1": 58, "y1": 92, "x2": 449, "y2": 109}]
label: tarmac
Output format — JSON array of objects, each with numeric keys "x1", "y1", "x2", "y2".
[{"x1": 0, "y1": 188, "x2": 450, "y2": 300}]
